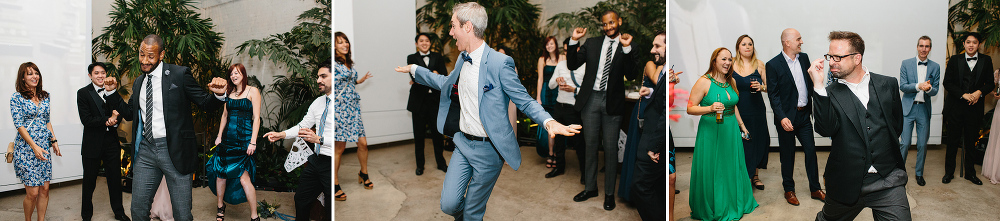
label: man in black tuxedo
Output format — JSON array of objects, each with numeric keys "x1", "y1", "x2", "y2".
[
  {"x1": 807, "y1": 31, "x2": 910, "y2": 220},
  {"x1": 630, "y1": 32, "x2": 667, "y2": 221},
  {"x1": 77, "y1": 62, "x2": 130, "y2": 221},
  {"x1": 565, "y1": 10, "x2": 640, "y2": 210},
  {"x1": 406, "y1": 33, "x2": 448, "y2": 175},
  {"x1": 766, "y1": 28, "x2": 825, "y2": 205},
  {"x1": 941, "y1": 32, "x2": 993, "y2": 185},
  {"x1": 104, "y1": 34, "x2": 229, "y2": 221}
]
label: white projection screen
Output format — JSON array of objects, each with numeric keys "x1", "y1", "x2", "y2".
[
  {"x1": 0, "y1": 0, "x2": 91, "y2": 192},
  {"x1": 669, "y1": 0, "x2": 948, "y2": 147},
  {"x1": 334, "y1": 0, "x2": 417, "y2": 147}
]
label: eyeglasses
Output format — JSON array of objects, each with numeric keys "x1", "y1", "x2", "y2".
[{"x1": 824, "y1": 53, "x2": 859, "y2": 62}]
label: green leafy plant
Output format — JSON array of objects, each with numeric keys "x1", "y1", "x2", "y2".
[{"x1": 949, "y1": 0, "x2": 1000, "y2": 55}]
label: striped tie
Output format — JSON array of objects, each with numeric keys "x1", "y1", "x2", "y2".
[
  {"x1": 600, "y1": 39, "x2": 615, "y2": 91},
  {"x1": 142, "y1": 74, "x2": 154, "y2": 145},
  {"x1": 315, "y1": 97, "x2": 330, "y2": 155}
]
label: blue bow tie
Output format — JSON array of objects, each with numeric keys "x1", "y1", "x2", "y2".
[
  {"x1": 460, "y1": 52, "x2": 473, "y2": 63},
  {"x1": 918, "y1": 61, "x2": 927, "y2": 66}
]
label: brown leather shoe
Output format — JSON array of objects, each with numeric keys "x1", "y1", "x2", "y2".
[
  {"x1": 784, "y1": 191, "x2": 800, "y2": 206},
  {"x1": 811, "y1": 190, "x2": 826, "y2": 202}
]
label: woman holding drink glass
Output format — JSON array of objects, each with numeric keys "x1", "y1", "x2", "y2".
[{"x1": 732, "y1": 34, "x2": 770, "y2": 191}]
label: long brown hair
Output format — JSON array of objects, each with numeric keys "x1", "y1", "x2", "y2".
[
  {"x1": 16, "y1": 62, "x2": 48, "y2": 100},
  {"x1": 541, "y1": 36, "x2": 560, "y2": 63},
  {"x1": 733, "y1": 34, "x2": 761, "y2": 72},
  {"x1": 227, "y1": 63, "x2": 249, "y2": 96},
  {"x1": 334, "y1": 32, "x2": 354, "y2": 69},
  {"x1": 704, "y1": 47, "x2": 738, "y2": 94}
]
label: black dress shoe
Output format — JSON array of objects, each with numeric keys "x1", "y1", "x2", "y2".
[
  {"x1": 115, "y1": 214, "x2": 131, "y2": 221},
  {"x1": 916, "y1": 176, "x2": 925, "y2": 186},
  {"x1": 573, "y1": 190, "x2": 598, "y2": 202},
  {"x1": 437, "y1": 165, "x2": 448, "y2": 172},
  {"x1": 942, "y1": 174, "x2": 954, "y2": 184},
  {"x1": 967, "y1": 175, "x2": 983, "y2": 185},
  {"x1": 603, "y1": 195, "x2": 616, "y2": 210},
  {"x1": 545, "y1": 168, "x2": 564, "y2": 178},
  {"x1": 416, "y1": 168, "x2": 424, "y2": 176},
  {"x1": 675, "y1": 190, "x2": 680, "y2": 194}
]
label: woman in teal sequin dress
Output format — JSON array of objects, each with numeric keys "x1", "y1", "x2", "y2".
[{"x1": 207, "y1": 64, "x2": 262, "y2": 221}]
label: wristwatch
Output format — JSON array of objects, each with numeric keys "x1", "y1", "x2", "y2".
[{"x1": 319, "y1": 137, "x2": 324, "y2": 144}]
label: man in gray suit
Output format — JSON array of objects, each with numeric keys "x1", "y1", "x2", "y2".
[{"x1": 898, "y1": 36, "x2": 940, "y2": 186}]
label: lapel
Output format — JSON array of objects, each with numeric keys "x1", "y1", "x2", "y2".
[
  {"x1": 777, "y1": 53, "x2": 795, "y2": 89},
  {"x1": 426, "y1": 53, "x2": 435, "y2": 69},
  {"x1": 445, "y1": 56, "x2": 464, "y2": 100},
  {"x1": 478, "y1": 45, "x2": 492, "y2": 105},
  {"x1": 87, "y1": 83, "x2": 107, "y2": 116},
  {"x1": 161, "y1": 63, "x2": 172, "y2": 97},
  {"x1": 971, "y1": 55, "x2": 984, "y2": 80},
  {"x1": 418, "y1": 53, "x2": 429, "y2": 67},
  {"x1": 829, "y1": 83, "x2": 865, "y2": 139}
]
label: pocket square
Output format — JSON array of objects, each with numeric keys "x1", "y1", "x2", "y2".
[
  {"x1": 169, "y1": 84, "x2": 178, "y2": 90},
  {"x1": 483, "y1": 83, "x2": 495, "y2": 92}
]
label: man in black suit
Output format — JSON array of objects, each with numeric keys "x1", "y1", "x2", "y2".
[
  {"x1": 766, "y1": 28, "x2": 825, "y2": 206},
  {"x1": 630, "y1": 31, "x2": 667, "y2": 221},
  {"x1": 77, "y1": 62, "x2": 130, "y2": 221},
  {"x1": 104, "y1": 34, "x2": 228, "y2": 221},
  {"x1": 565, "y1": 10, "x2": 640, "y2": 210},
  {"x1": 807, "y1": 31, "x2": 910, "y2": 220},
  {"x1": 406, "y1": 33, "x2": 448, "y2": 175},
  {"x1": 941, "y1": 32, "x2": 993, "y2": 185}
]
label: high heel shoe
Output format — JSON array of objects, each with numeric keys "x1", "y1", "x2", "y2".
[
  {"x1": 216, "y1": 204, "x2": 226, "y2": 221},
  {"x1": 359, "y1": 172, "x2": 374, "y2": 189},
  {"x1": 335, "y1": 185, "x2": 347, "y2": 201}
]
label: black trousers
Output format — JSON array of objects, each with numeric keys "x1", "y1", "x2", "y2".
[
  {"x1": 631, "y1": 109, "x2": 666, "y2": 220},
  {"x1": 777, "y1": 109, "x2": 821, "y2": 192},
  {"x1": 81, "y1": 133, "x2": 126, "y2": 219},
  {"x1": 945, "y1": 113, "x2": 980, "y2": 176},
  {"x1": 412, "y1": 106, "x2": 446, "y2": 169},
  {"x1": 295, "y1": 154, "x2": 331, "y2": 221},
  {"x1": 553, "y1": 103, "x2": 584, "y2": 170}
]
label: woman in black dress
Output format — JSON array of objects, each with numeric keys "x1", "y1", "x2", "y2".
[{"x1": 732, "y1": 34, "x2": 769, "y2": 190}]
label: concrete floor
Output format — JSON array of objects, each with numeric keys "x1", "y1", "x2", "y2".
[
  {"x1": 333, "y1": 140, "x2": 644, "y2": 220},
  {"x1": 672, "y1": 145, "x2": 1000, "y2": 221},
  {"x1": 0, "y1": 177, "x2": 296, "y2": 221}
]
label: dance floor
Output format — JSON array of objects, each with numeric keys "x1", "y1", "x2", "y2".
[
  {"x1": 333, "y1": 140, "x2": 644, "y2": 220},
  {"x1": 672, "y1": 145, "x2": 1000, "y2": 221},
  {"x1": 0, "y1": 177, "x2": 296, "y2": 220}
]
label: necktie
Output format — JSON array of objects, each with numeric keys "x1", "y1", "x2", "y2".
[
  {"x1": 315, "y1": 97, "x2": 330, "y2": 155},
  {"x1": 142, "y1": 74, "x2": 154, "y2": 145},
  {"x1": 967, "y1": 57, "x2": 978, "y2": 61},
  {"x1": 600, "y1": 39, "x2": 615, "y2": 91},
  {"x1": 918, "y1": 61, "x2": 927, "y2": 66},
  {"x1": 420, "y1": 55, "x2": 429, "y2": 58},
  {"x1": 461, "y1": 52, "x2": 472, "y2": 64}
]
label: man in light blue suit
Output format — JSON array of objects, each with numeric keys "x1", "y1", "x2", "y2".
[
  {"x1": 898, "y1": 36, "x2": 940, "y2": 186},
  {"x1": 395, "y1": 2, "x2": 581, "y2": 220}
]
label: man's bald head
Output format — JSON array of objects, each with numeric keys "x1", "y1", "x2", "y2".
[{"x1": 780, "y1": 28, "x2": 803, "y2": 55}]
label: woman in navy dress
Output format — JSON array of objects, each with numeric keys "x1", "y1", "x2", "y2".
[
  {"x1": 537, "y1": 36, "x2": 563, "y2": 168},
  {"x1": 334, "y1": 32, "x2": 374, "y2": 201},
  {"x1": 732, "y1": 35, "x2": 770, "y2": 190},
  {"x1": 11, "y1": 62, "x2": 62, "y2": 221},
  {"x1": 208, "y1": 63, "x2": 262, "y2": 221}
]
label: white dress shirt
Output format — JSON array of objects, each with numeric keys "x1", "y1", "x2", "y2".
[
  {"x1": 914, "y1": 58, "x2": 928, "y2": 102},
  {"x1": 569, "y1": 35, "x2": 632, "y2": 91},
  {"x1": 282, "y1": 95, "x2": 332, "y2": 156},
  {"x1": 966, "y1": 52, "x2": 978, "y2": 70},
  {"x1": 139, "y1": 62, "x2": 226, "y2": 139},
  {"x1": 813, "y1": 66, "x2": 878, "y2": 173},
  {"x1": 140, "y1": 62, "x2": 167, "y2": 139},
  {"x1": 420, "y1": 51, "x2": 430, "y2": 66},
  {"x1": 783, "y1": 51, "x2": 808, "y2": 107},
  {"x1": 549, "y1": 60, "x2": 586, "y2": 105}
]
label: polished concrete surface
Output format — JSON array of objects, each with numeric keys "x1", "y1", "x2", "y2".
[
  {"x1": 673, "y1": 145, "x2": 1000, "y2": 221},
  {"x1": 0, "y1": 177, "x2": 296, "y2": 220}
]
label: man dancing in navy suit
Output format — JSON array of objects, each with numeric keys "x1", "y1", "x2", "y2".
[{"x1": 394, "y1": 2, "x2": 581, "y2": 220}]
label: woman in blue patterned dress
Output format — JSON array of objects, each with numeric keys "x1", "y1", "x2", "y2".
[
  {"x1": 11, "y1": 62, "x2": 62, "y2": 221},
  {"x1": 334, "y1": 32, "x2": 374, "y2": 201},
  {"x1": 208, "y1": 63, "x2": 261, "y2": 221}
]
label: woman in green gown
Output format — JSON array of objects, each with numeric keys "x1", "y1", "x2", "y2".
[{"x1": 686, "y1": 47, "x2": 758, "y2": 220}]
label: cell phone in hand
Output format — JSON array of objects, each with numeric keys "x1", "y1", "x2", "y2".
[{"x1": 741, "y1": 131, "x2": 751, "y2": 140}]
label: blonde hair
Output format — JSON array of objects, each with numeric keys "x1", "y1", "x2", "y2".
[{"x1": 733, "y1": 34, "x2": 761, "y2": 73}]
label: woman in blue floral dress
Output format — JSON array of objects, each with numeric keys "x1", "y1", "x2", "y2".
[
  {"x1": 333, "y1": 32, "x2": 374, "y2": 201},
  {"x1": 11, "y1": 62, "x2": 62, "y2": 221}
]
